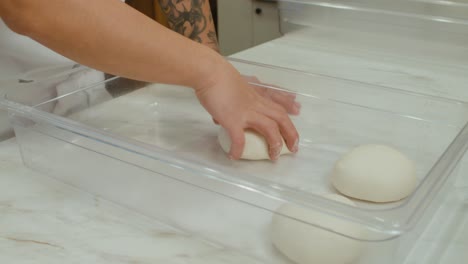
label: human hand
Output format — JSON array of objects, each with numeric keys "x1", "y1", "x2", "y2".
[
  {"x1": 242, "y1": 75, "x2": 301, "y2": 116},
  {"x1": 194, "y1": 61, "x2": 299, "y2": 161},
  {"x1": 212, "y1": 76, "x2": 301, "y2": 124}
]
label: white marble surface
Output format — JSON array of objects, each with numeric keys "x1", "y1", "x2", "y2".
[
  {"x1": 1, "y1": 105, "x2": 466, "y2": 264},
  {"x1": 0, "y1": 118, "x2": 466, "y2": 264},
  {"x1": 233, "y1": 29, "x2": 468, "y2": 263},
  {"x1": 233, "y1": 28, "x2": 468, "y2": 189},
  {"x1": 1, "y1": 29, "x2": 468, "y2": 263},
  {"x1": 0, "y1": 138, "x2": 264, "y2": 264},
  {"x1": 233, "y1": 27, "x2": 468, "y2": 101}
]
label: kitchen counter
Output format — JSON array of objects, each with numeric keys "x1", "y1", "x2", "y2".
[
  {"x1": 233, "y1": 27, "x2": 468, "y2": 102},
  {"x1": 232, "y1": 29, "x2": 468, "y2": 263},
  {"x1": 0, "y1": 138, "x2": 466, "y2": 264},
  {"x1": 0, "y1": 138, "x2": 259, "y2": 264}
]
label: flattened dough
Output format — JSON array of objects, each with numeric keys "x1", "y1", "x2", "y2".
[
  {"x1": 271, "y1": 194, "x2": 364, "y2": 264},
  {"x1": 331, "y1": 144, "x2": 417, "y2": 203},
  {"x1": 218, "y1": 128, "x2": 291, "y2": 160}
]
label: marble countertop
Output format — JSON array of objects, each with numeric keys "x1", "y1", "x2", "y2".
[
  {"x1": 0, "y1": 138, "x2": 259, "y2": 264},
  {"x1": 232, "y1": 29, "x2": 468, "y2": 263},
  {"x1": 1, "y1": 135, "x2": 466, "y2": 264},
  {"x1": 1, "y1": 29, "x2": 468, "y2": 263},
  {"x1": 233, "y1": 27, "x2": 468, "y2": 102}
]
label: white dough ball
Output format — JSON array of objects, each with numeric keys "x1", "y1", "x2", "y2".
[
  {"x1": 271, "y1": 194, "x2": 364, "y2": 264},
  {"x1": 331, "y1": 144, "x2": 417, "y2": 203},
  {"x1": 217, "y1": 128, "x2": 290, "y2": 160}
]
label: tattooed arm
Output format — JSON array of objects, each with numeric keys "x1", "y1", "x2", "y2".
[
  {"x1": 1, "y1": 0, "x2": 298, "y2": 160},
  {"x1": 158, "y1": 0, "x2": 219, "y2": 52}
]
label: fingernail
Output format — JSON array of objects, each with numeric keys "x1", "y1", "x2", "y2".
[
  {"x1": 271, "y1": 146, "x2": 281, "y2": 161},
  {"x1": 292, "y1": 139, "x2": 299, "y2": 153},
  {"x1": 271, "y1": 153, "x2": 279, "y2": 161},
  {"x1": 292, "y1": 102, "x2": 301, "y2": 115}
]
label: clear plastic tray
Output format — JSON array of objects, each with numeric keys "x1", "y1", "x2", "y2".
[
  {"x1": 277, "y1": 0, "x2": 468, "y2": 67},
  {"x1": 405, "y1": 186, "x2": 468, "y2": 264},
  {"x1": 279, "y1": 0, "x2": 468, "y2": 46},
  {"x1": 3, "y1": 59, "x2": 468, "y2": 263},
  {"x1": 234, "y1": 0, "x2": 468, "y2": 100},
  {"x1": 0, "y1": 64, "x2": 77, "y2": 140}
]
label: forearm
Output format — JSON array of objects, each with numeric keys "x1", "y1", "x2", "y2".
[
  {"x1": 158, "y1": 0, "x2": 219, "y2": 52},
  {"x1": 0, "y1": 0, "x2": 223, "y2": 89}
]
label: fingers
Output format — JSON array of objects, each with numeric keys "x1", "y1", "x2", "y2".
[
  {"x1": 222, "y1": 101, "x2": 299, "y2": 161},
  {"x1": 212, "y1": 118, "x2": 219, "y2": 125},
  {"x1": 211, "y1": 74, "x2": 300, "y2": 161},
  {"x1": 226, "y1": 127, "x2": 246, "y2": 160},
  {"x1": 269, "y1": 91, "x2": 301, "y2": 115},
  {"x1": 242, "y1": 75, "x2": 260, "y2": 84},
  {"x1": 252, "y1": 84, "x2": 301, "y2": 115},
  {"x1": 247, "y1": 114, "x2": 284, "y2": 161},
  {"x1": 260, "y1": 102, "x2": 299, "y2": 153}
]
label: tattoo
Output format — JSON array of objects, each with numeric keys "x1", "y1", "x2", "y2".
[
  {"x1": 159, "y1": 0, "x2": 208, "y2": 43},
  {"x1": 207, "y1": 30, "x2": 218, "y2": 46}
]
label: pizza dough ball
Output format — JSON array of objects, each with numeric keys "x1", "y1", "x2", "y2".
[
  {"x1": 331, "y1": 144, "x2": 417, "y2": 203},
  {"x1": 217, "y1": 128, "x2": 291, "y2": 160},
  {"x1": 271, "y1": 194, "x2": 364, "y2": 264}
]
